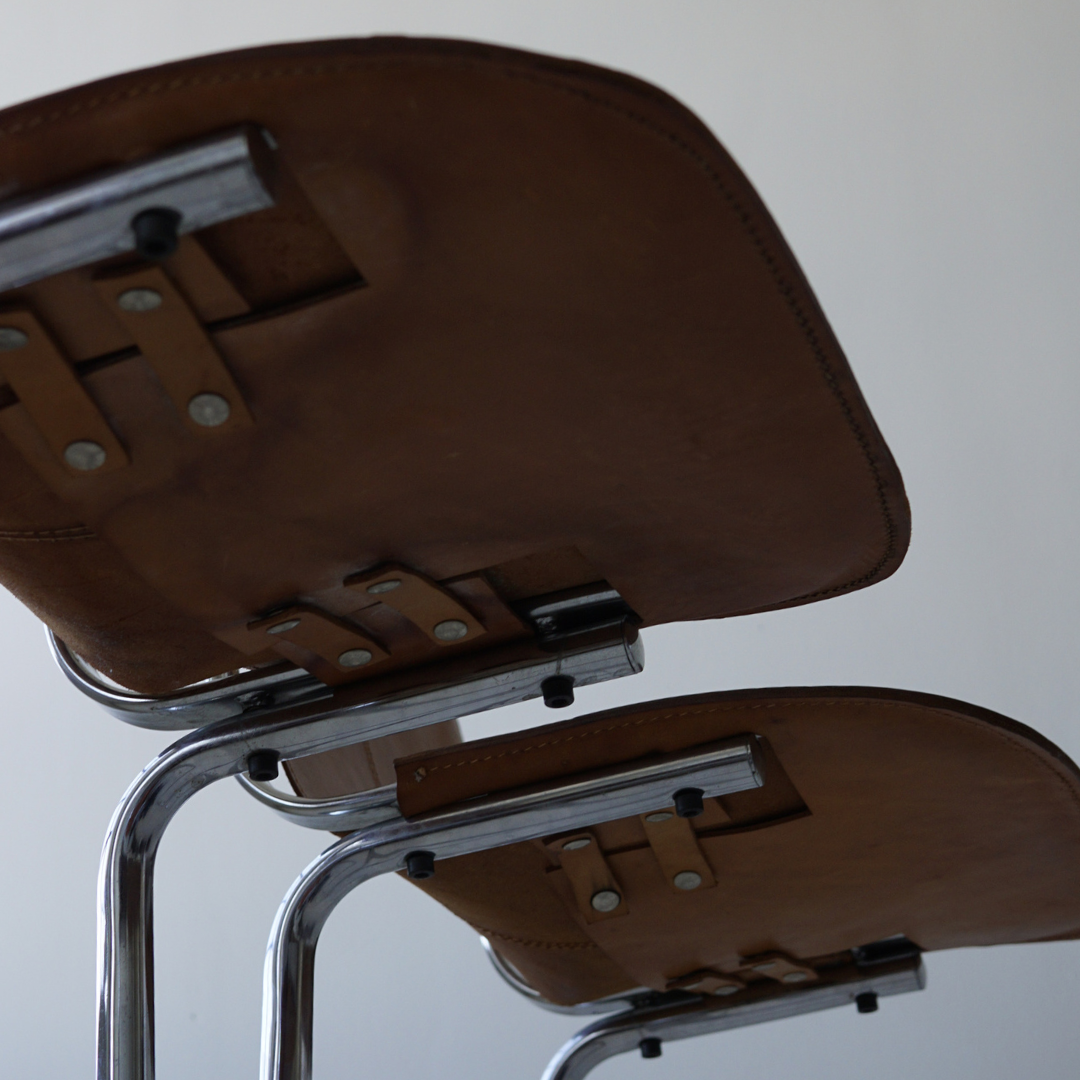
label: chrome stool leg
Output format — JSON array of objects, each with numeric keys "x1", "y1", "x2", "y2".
[
  {"x1": 92, "y1": 624, "x2": 642, "y2": 1080},
  {"x1": 260, "y1": 738, "x2": 762, "y2": 1080},
  {"x1": 539, "y1": 954, "x2": 926, "y2": 1080}
]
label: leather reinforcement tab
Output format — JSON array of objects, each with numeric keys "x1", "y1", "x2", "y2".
[
  {"x1": 545, "y1": 831, "x2": 629, "y2": 924},
  {"x1": 640, "y1": 809, "x2": 717, "y2": 893},
  {"x1": 346, "y1": 564, "x2": 486, "y2": 646},
  {"x1": 0, "y1": 309, "x2": 128, "y2": 475},
  {"x1": 94, "y1": 265, "x2": 253, "y2": 433},
  {"x1": 739, "y1": 951, "x2": 819, "y2": 985}
]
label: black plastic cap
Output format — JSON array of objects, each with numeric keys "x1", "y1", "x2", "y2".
[
  {"x1": 541, "y1": 674, "x2": 575, "y2": 709},
  {"x1": 673, "y1": 787, "x2": 705, "y2": 818},
  {"x1": 855, "y1": 991, "x2": 879, "y2": 1014},
  {"x1": 246, "y1": 749, "x2": 281, "y2": 783},
  {"x1": 405, "y1": 851, "x2": 436, "y2": 880},
  {"x1": 639, "y1": 1038, "x2": 662, "y2": 1060},
  {"x1": 132, "y1": 207, "x2": 182, "y2": 260}
]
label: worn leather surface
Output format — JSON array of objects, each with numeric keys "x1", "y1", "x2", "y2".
[
  {"x1": 0, "y1": 39, "x2": 908, "y2": 692},
  {"x1": 400, "y1": 688, "x2": 1080, "y2": 1004}
]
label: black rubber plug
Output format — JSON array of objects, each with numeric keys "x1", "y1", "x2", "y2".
[
  {"x1": 639, "y1": 1038, "x2": 662, "y2": 1059},
  {"x1": 855, "y1": 991, "x2": 879, "y2": 1014},
  {"x1": 673, "y1": 787, "x2": 705, "y2": 818},
  {"x1": 541, "y1": 674, "x2": 575, "y2": 709},
  {"x1": 132, "y1": 207, "x2": 182, "y2": 260},
  {"x1": 246, "y1": 749, "x2": 281, "y2": 783},
  {"x1": 405, "y1": 851, "x2": 436, "y2": 880}
]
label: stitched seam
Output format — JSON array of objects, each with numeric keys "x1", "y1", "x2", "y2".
[
  {"x1": 0, "y1": 525, "x2": 95, "y2": 541},
  {"x1": 471, "y1": 925, "x2": 598, "y2": 950},
  {"x1": 416, "y1": 699, "x2": 1080, "y2": 823},
  {"x1": 0, "y1": 52, "x2": 898, "y2": 599}
]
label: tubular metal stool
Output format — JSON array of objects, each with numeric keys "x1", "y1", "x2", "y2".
[
  {"x1": 0, "y1": 36, "x2": 922, "y2": 1080},
  {"x1": 257, "y1": 687, "x2": 1080, "y2": 1080}
]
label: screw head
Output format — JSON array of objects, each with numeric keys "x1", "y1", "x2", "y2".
[
  {"x1": 405, "y1": 851, "x2": 436, "y2": 880},
  {"x1": 541, "y1": 674, "x2": 575, "y2": 709},
  {"x1": 673, "y1": 787, "x2": 705, "y2": 818},
  {"x1": 433, "y1": 619, "x2": 469, "y2": 641},
  {"x1": 0, "y1": 327, "x2": 29, "y2": 350},
  {"x1": 266, "y1": 619, "x2": 301, "y2": 635},
  {"x1": 673, "y1": 871, "x2": 702, "y2": 891},
  {"x1": 63, "y1": 440, "x2": 107, "y2": 471},
  {"x1": 188, "y1": 392, "x2": 231, "y2": 427},
  {"x1": 639, "y1": 1038, "x2": 662, "y2": 1060},
  {"x1": 590, "y1": 889, "x2": 621, "y2": 913},
  {"x1": 338, "y1": 648, "x2": 373, "y2": 668},
  {"x1": 645, "y1": 811, "x2": 673, "y2": 823},
  {"x1": 562, "y1": 837, "x2": 592, "y2": 851},
  {"x1": 367, "y1": 579, "x2": 401, "y2": 595},
  {"x1": 117, "y1": 287, "x2": 163, "y2": 313}
]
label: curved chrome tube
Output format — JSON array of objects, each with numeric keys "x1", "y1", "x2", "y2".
[
  {"x1": 540, "y1": 956, "x2": 926, "y2": 1080},
  {"x1": 96, "y1": 622, "x2": 645, "y2": 1080},
  {"x1": 50, "y1": 629, "x2": 327, "y2": 729},
  {"x1": 260, "y1": 736, "x2": 761, "y2": 1080},
  {"x1": 235, "y1": 776, "x2": 401, "y2": 832}
]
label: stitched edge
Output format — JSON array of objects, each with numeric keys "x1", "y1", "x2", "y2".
[
  {"x1": 0, "y1": 524, "x2": 95, "y2": 541},
  {"x1": 470, "y1": 924, "x2": 599, "y2": 951},
  {"x1": 0, "y1": 49, "x2": 902, "y2": 601},
  {"x1": 412, "y1": 698, "x2": 1080, "y2": 825}
]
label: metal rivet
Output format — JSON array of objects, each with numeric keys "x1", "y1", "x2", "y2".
[
  {"x1": 713, "y1": 985, "x2": 741, "y2": 996},
  {"x1": 673, "y1": 870, "x2": 702, "y2": 891},
  {"x1": 562, "y1": 838, "x2": 592, "y2": 851},
  {"x1": 338, "y1": 648, "x2": 373, "y2": 668},
  {"x1": 63, "y1": 440, "x2": 107, "y2": 471},
  {"x1": 590, "y1": 889, "x2": 621, "y2": 913},
  {"x1": 855, "y1": 991, "x2": 879, "y2": 1014},
  {"x1": 752, "y1": 961, "x2": 777, "y2": 972},
  {"x1": 266, "y1": 619, "x2": 301, "y2": 635},
  {"x1": 188, "y1": 392, "x2": 231, "y2": 427},
  {"x1": 433, "y1": 619, "x2": 469, "y2": 641},
  {"x1": 645, "y1": 812, "x2": 673, "y2": 823},
  {"x1": 0, "y1": 327, "x2": 29, "y2": 350},
  {"x1": 367, "y1": 579, "x2": 401, "y2": 595},
  {"x1": 117, "y1": 287, "x2": 163, "y2": 312},
  {"x1": 782, "y1": 972, "x2": 809, "y2": 984},
  {"x1": 405, "y1": 851, "x2": 436, "y2": 880}
]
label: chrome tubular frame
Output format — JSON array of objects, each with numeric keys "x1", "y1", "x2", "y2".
[
  {"x1": 93, "y1": 622, "x2": 643, "y2": 1080},
  {"x1": 260, "y1": 737, "x2": 764, "y2": 1080},
  {"x1": 539, "y1": 955, "x2": 927, "y2": 1080}
]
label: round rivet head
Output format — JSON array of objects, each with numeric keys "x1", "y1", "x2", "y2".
[
  {"x1": 338, "y1": 648, "x2": 373, "y2": 668},
  {"x1": 752, "y1": 961, "x2": 777, "y2": 972},
  {"x1": 562, "y1": 837, "x2": 592, "y2": 851},
  {"x1": 433, "y1": 619, "x2": 469, "y2": 642},
  {"x1": 713, "y1": 984, "x2": 741, "y2": 996},
  {"x1": 0, "y1": 327, "x2": 29, "y2": 350},
  {"x1": 367, "y1": 579, "x2": 401, "y2": 595},
  {"x1": 782, "y1": 971, "x2": 809, "y2": 984},
  {"x1": 266, "y1": 619, "x2": 301, "y2": 635},
  {"x1": 645, "y1": 812, "x2": 673, "y2": 823},
  {"x1": 63, "y1": 440, "x2": 107, "y2": 471},
  {"x1": 117, "y1": 287, "x2": 163, "y2": 312},
  {"x1": 673, "y1": 870, "x2": 703, "y2": 891},
  {"x1": 590, "y1": 889, "x2": 622, "y2": 913},
  {"x1": 188, "y1": 392, "x2": 231, "y2": 427}
]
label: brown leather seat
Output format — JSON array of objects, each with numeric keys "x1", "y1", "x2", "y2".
[
  {"x1": 0, "y1": 38, "x2": 907, "y2": 696},
  {"x1": 390, "y1": 688, "x2": 1080, "y2": 1006}
]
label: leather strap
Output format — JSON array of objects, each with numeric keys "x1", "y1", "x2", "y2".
[
  {"x1": 94, "y1": 265, "x2": 253, "y2": 433},
  {"x1": 640, "y1": 810, "x2": 717, "y2": 892},
  {"x1": 0, "y1": 309, "x2": 127, "y2": 475},
  {"x1": 545, "y1": 831, "x2": 629, "y2": 924}
]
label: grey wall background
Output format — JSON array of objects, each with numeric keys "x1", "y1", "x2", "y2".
[{"x1": 0, "y1": 2, "x2": 1077, "y2": 1077}]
